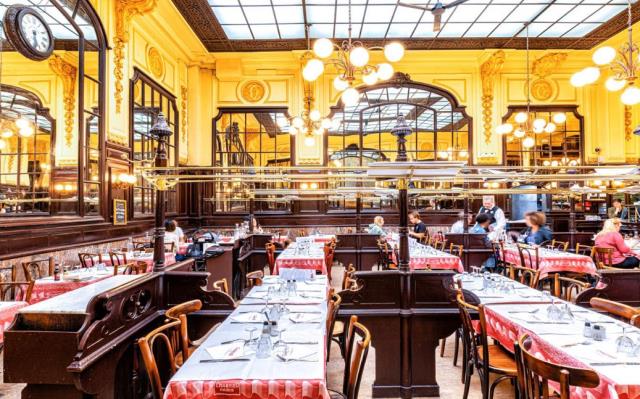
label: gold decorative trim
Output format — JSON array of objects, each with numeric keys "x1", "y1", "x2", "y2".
[
  {"x1": 480, "y1": 50, "x2": 505, "y2": 145},
  {"x1": 113, "y1": 0, "x2": 158, "y2": 113},
  {"x1": 146, "y1": 46, "x2": 164, "y2": 79},
  {"x1": 180, "y1": 85, "x2": 187, "y2": 145},
  {"x1": 48, "y1": 54, "x2": 77, "y2": 147},
  {"x1": 530, "y1": 52, "x2": 567, "y2": 101},
  {"x1": 240, "y1": 80, "x2": 266, "y2": 103},
  {"x1": 625, "y1": 105, "x2": 632, "y2": 142}
]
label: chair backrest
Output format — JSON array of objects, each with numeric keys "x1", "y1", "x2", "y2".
[
  {"x1": 324, "y1": 243, "x2": 335, "y2": 268},
  {"x1": 109, "y1": 251, "x2": 128, "y2": 266},
  {"x1": 343, "y1": 318, "x2": 371, "y2": 399},
  {"x1": 436, "y1": 239, "x2": 447, "y2": 252},
  {"x1": 326, "y1": 290, "x2": 342, "y2": 358},
  {"x1": 116, "y1": 261, "x2": 146, "y2": 275},
  {"x1": 0, "y1": 281, "x2": 34, "y2": 302},
  {"x1": 164, "y1": 242, "x2": 175, "y2": 253},
  {"x1": 78, "y1": 253, "x2": 101, "y2": 268},
  {"x1": 165, "y1": 299, "x2": 203, "y2": 353},
  {"x1": 553, "y1": 274, "x2": 590, "y2": 302},
  {"x1": 0, "y1": 264, "x2": 16, "y2": 283},
  {"x1": 449, "y1": 243, "x2": 464, "y2": 258},
  {"x1": 213, "y1": 278, "x2": 229, "y2": 294},
  {"x1": 575, "y1": 243, "x2": 595, "y2": 258},
  {"x1": 514, "y1": 334, "x2": 599, "y2": 399},
  {"x1": 265, "y1": 243, "x2": 276, "y2": 273},
  {"x1": 457, "y1": 293, "x2": 484, "y2": 370},
  {"x1": 550, "y1": 239, "x2": 570, "y2": 252},
  {"x1": 133, "y1": 238, "x2": 150, "y2": 250},
  {"x1": 507, "y1": 264, "x2": 540, "y2": 288},
  {"x1": 21, "y1": 257, "x2": 54, "y2": 282},
  {"x1": 246, "y1": 270, "x2": 264, "y2": 288},
  {"x1": 593, "y1": 247, "x2": 613, "y2": 269},
  {"x1": 589, "y1": 297, "x2": 640, "y2": 323},
  {"x1": 138, "y1": 320, "x2": 185, "y2": 399},
  {"x1": 342, "y1": 264, "x2": 356, "y2": 290},
  {"x1": 517, "y1": 244, "x2": 540, "y2": 270}
]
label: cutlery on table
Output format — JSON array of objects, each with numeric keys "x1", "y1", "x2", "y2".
[
  {"x1": 508, "y1": 309, "x2": 540, "y2": 314},
  {"x1": 199, "y1": 358, "x2": 251, "y2": 363},
  {"x1": 589, "y1": 362, "x2": 640, "y2": 366}
]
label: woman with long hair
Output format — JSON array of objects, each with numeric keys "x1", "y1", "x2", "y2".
[{"x1": 595, "y1": 218, "x2": 640, "y2": 269}]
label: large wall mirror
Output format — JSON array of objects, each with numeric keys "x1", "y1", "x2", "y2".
[
  {"x1": 130, "y1": 69, "x2": 179, "y2": 217},
  {"x1": 0, "y1": 0, "x2": 106, "y2": 217}
]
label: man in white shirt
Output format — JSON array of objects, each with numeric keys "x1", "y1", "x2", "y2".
[
  {"x1": 450, "y1": 211, "x2": 471, "y2": 234},
  {"x1": 477, "y1": 195, "x2": 506, "y2": 232}
]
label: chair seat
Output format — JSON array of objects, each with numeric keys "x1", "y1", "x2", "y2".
[
  {"x1": 328, "y1": 389, "x2": 346, "y2": 399},
  {"x1": 175, "y1": 323, "x2": 220, "y2": 366},
  {"x1": 477, "y1": 345, "x2": 517, "y2": 375}
]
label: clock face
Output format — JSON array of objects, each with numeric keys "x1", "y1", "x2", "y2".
[
  {"x1": 20, "y1": 12, "x2": 51, "y2": 54},
  {"x1": 3, "y1": 6, "x2": 54, "y2": 61}
]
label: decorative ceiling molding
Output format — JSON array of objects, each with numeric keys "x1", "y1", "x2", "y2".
[
  {"x1": 480, "y1": 51, "x2": 505, "y2": 145},
  {"x1": 113, "y1": 0, "x2": 158, "y2": 114},
  {"x1": 172, "y1": 0, "x2": 640, "y2": 52},
  {"x1": 48, "y1": 54, "x2": 77, "y2": 147}
]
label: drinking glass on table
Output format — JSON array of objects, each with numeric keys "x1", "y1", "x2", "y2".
[
  {"x1": 616, "y1": 327, "x2": 635, "y2": 354},
  {"x1": 244, "y1": 326, "x2": 258, "y2": 352}
]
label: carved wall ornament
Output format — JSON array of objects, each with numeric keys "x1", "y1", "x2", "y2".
[
  {"x1": 480, "y1": 50, "x2": 505, "y2": 144},
  {"x1": 625, "y1": 105, "x2": 632, "y2": 142},
  {"x1": 530, "y1": 52, "x2": 567, "y2": 101},
  {"x1": 48, "y1": 54, "x2": 77, "y2": 147},
  {"x1": 146, "y1": 46, "x2": 164, "y2": 79},
  {"x1": 240, "y1": 80, "x2": 266, "y2": 103},
  {"x1": 113, "y1": 0, "x2": 158, "y2": 113},
  {"x1": 180, "y1": 86, "x2": 187, "y2": 144}
]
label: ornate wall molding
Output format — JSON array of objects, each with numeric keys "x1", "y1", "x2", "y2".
[
  {"x1": 48, "y1": 54, "x2": 77, "y2": 147},
  {"x1": 113, "y1": 0, "x2": 158, "y2": 113},
  {"x1": 146, "y1": 46, "x2": 164, "y2": 79},
  {"x1": 180, "y1": 85, "x2": 187, "y2": 145},
  {"x1": 480, "y1": 50, "x2": 505, "y2": 144},
  {"x1": 531, "y1": 52, "x2": 567, "y2": 101},
  {"x1": 625, "y1": 105, "x2": 632, "y2": 142}
]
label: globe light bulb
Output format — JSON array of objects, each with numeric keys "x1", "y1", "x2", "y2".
[
  {"x1": 19, "y1": 126, "x2": 34, "y2": 137},
  {"x1": 331, "y1": 118, "x2": 342, "y2": 130},
  {"x1": 522, "y1": 136, "x2": 535, "y2": 148},
  {"x1": 289, "y1": 126, "x2": 298, "y2": 135},
  {"x1": 533, "y1": 125, "x2": 544, "y2": 134},
  {"x1": 621, "y1": 86, "x2": 640, "y2": 105},
  {"x1": 581, "y1": 67, "x2": 600, "y2": 84},
  {"x1": 119, "y1": 173, "x2": 129, "y2": 183},
  {"x1": 313, "y1": 128, "x2": 324, "y2": 136},
  {"x1": 321, "y1": 118, "x2": 332, "y2": 129},
  {"x1": 292, "y1": 117, "x2": 304, "y2": 129},
  {"x1": 309, "y1": 109, "x2": 321, "y2": 122},
  {"x1": 459, "y1": 150, "x2": 468, "y2": 158},
  {"x1": 310, "y1": 183, "x2": 319, "y2": 190},
  {"x1": 15, "y1": 117, "x2": 29, "y2": 129},
  {"x1": 384, "y1": 42, "x2": 405, "y2": 62},
  {"x1": 349, "y1": 46, "x2": 369, "y2": 67},
  {"x1": 533, "y1": 118, "x2": 546, "y2": 130},
  {"x1": 333, "y1": 76, "x2": 349, "y2": 92},
  {"x1": 1, "y1": 129, "x2": 13, "y2": 138},
  {"x1": 313, "y1": 38, "x2": 334, "y2": 58},
  {"x1": 592, "y1": 46, "x2": 616, "y2": 66},
  {"x1": 0, "y1": 139, "x2": 5, "y2": 150},
  {"x1": 300, "y1": 183, "x2": 309, "y2": 190},
  {"x1": 514, "y1": 128, "x2": 526, "y2": 138},
  {"x1": 543, "y1": 160, "x2": 551, "y2": 166},
  {"x1": 496, "y1": 123, "x2": 513, "y2": 134},
  {"x1": 570, "y1": 71, "x2": 587, "y2": 87},
  {"x1": 515, "y1": 112, "x2": 528, "y2": 124},
  {"x1": 605, "y1": 77, "x2": 626, "y2": 92},
  {"x1": 303, "y1": 58, "x2": 324, "y2": 81},
  {"x1": 363, "y1": 70, "x2": 378, "y2": 85},
  {"x1": 304, "y1": 135, "x2": 316, "y2": 147},
  {"x1": 544, "y1": 122, "x2": 556, "y2": 133},
  {"x1": 376, "y1": 63, "x2": 394, "y2": 80},
  {"x1": 552, "y1": 113, "x2": 566, "y2": 124},
  {"x1": 341, "y1": 87, "x2": 360, "y2": 106}
]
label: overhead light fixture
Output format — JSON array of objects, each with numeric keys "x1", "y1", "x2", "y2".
[{"x1": 571, "y1": 0, "x2": 640, "y2": 105}]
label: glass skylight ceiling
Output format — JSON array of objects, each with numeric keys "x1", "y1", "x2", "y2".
[{"x1": 209, "y1": 0, "x2": 628, "y2": 40}]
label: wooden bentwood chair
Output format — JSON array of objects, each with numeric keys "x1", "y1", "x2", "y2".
[
  {"x1": 21, "y1": 257, "x2": 54, "y2": 281},
  {"x1": 213, "y1": 278, "x2": 229, "y2": 295},
  {"x1": 549, "y1": 239, "x2": 570, "y2": 252},
  {"x1": 108, "y1": 251, "x2": 128, "y2": 266},
  {"x1": 514, "y1": 334, "x2": 599, "y2": 399},
  {"x1": 593, "y1": 247, "x2": 616, "y2": 269},
  {"x1": 78, "y1": 252, "x2": 102, "y2": 268},
  {"x1": 0, "y1": 281, "x2": 34, "y2": 302},
  {"x1": 325, "y1": 290, "x2": 342, "y2": 362},
  {"x1": 265, "y1": 242, "x2": 276, "y2": 275},
  {"x1": 553, "y1": 273, "x2": 590, "y2": 302},
  {"x1": 329, "y1": 316, "x2": 371, "y2": 399},
  {"x1": 114, "y1": 261, "x2": 147, "y2": 275},
  {"x1": 507, "y1": 264, "x2": 541, "y2": 289},
  {"x1": 589, "y1": 297, "x2": 640, "y2": 327}
]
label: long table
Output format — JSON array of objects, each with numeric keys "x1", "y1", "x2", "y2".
[
  {"x1": 391, "y1": 241, "x2": 464, "y2": 272},
  {"x1": 502, "y1": 244, "x2": 597, "y2": 278},
  {"x1": 164, "y1": 275, "x2": 330, "y2": 399},
  {"x1": 461, "y1": 272, "x2": 640, "y2": 399},
  {"x1": 273, "y1": 242, "x2": 327, "y2": 275}
]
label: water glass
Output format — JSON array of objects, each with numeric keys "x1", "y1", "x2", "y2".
[
  {"x1": 244, "y1": 326, "x2": 258, "y2": 353},
  {"x1": 616, "y1": 327, "x2": 635, "y2": 354},
  {"x1": 256, "y1": 334, "x2": 272, "y2": 359}
]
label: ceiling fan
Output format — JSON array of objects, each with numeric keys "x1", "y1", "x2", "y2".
[{"x1": 398, "y1": 0, "x2": 470, "y2": 32}]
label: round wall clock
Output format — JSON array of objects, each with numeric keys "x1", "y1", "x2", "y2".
[{"x1": 3, "y1": 6, "x2": 54, "y2": 61}]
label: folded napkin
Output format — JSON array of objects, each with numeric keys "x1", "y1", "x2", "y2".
[
  {"x1": 289, "y1": 313, "x2": 323, "y2": 323},
  {"x1": 205, "y1": 342, "x2": 253, "y2": 361},
  {"x1": 280, "y1": 331, "x2": 319, "y2": 344},
  {"x1": 230, "y1": 312, "x2": 265, "y2": 323},
  {"x1": 276, "y1": 345, "x2": 318, "y2": 362}
]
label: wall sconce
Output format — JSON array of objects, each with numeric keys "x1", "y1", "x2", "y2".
[
  {"x1": 112, "y1": 172, "x2": 136, "y2": 189},
  {"x1": 54, "y1": 183, "x2": 76, "y2": 193}
]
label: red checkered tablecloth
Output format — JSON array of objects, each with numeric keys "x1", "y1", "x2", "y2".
[
  {"x1": 484, "y1": 303, "x2": 640, "y2": 399},
  {"x1": 25, "y1": 276, "x2": 112, "y2": 304},
  {"x1": 0, "y1": 301, "x2": 28, "y2": 344},
  {"x1": 392, "y1": 248, "x2": 464, "y2": 272},
  {"x1": 502, "y1": 246, "x2": 596, "y2": 278},
  {"x1": 100, "y1": 253, "x2": 175, "y2": 272},
  {"x1": 274, "y1": 258, "x2": 327, "y2": 275},
  {"x1": 165, "y1": 379, "x2": 329, "y2": 399}
]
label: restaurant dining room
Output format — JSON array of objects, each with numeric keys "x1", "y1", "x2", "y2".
[{"x1": 1, "y1": 0, "x2": 640, "y2": 398}]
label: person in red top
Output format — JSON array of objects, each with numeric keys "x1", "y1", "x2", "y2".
[{"x1": 594, "y1": 218, "x2": 640, "y2": 269}]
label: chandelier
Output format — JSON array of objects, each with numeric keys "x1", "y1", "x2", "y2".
[
  {"x1": 570, "y1": 0, "x2": 640, "y2": 104},
  {"x1": 301, "y1": 0, "x2": 405, "y2": 107},
  {"x1": 287, "y1": 84, "x2": 334, "y2": 147},
  {"x1": 496, "y1": 24, "x2": 559, "y2": 149}
]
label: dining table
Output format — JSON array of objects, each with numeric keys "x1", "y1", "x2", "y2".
[
  {"x1": 163, "y1": 275, "x2": 330, "y2": 399},
  {"x1": 391, "y1": 241, "x2": 464, "y2": 272},
  {"x1": 502, "y1": 244, "x2": 597, "y2": 278},
  {"x1": 26, "y1": 266, "x2": 120, "y2": 304},
  {"x1": 456, "y1": 272, "x2": 549, "y2": 304},
  {"x1": 99, "y1": 251, "x2": 176, "y2": 272},
  {"x1": 0, "y1": 301, "x2": 28, "y2": 344},
  {"x1": 273, "y1": 242, "x2": 327, "y2": 275}
]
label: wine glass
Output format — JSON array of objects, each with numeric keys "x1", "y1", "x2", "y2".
[
  {"x1": 244, "y1": 326, "x2": 258, "y2": 353},
  {"x1": 616, "y1": 327, "x2": 635, "y2": 354}
]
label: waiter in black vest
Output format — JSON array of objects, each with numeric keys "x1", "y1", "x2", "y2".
[{"x1": 477, "y1": 195, "x2": 506, "y2": 232}]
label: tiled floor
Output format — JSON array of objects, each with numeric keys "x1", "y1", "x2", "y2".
[{"x1": 0, "y1": 265, "x2": 515, "y2": 398}]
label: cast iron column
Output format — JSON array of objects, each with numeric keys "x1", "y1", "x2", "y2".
[
  {"x1": 398, "y1": 178, "x2": 410, "y2": 270},
  {"x1": 151, "y1": 113, "x2": 172, "y2": 271},
  {"x1": 248, "y1": 195, "x2": 255, "y2": 233},
  {"x1": 397, "y1": 177, "x2": 411, "y2": 395}
]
